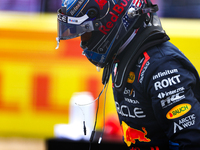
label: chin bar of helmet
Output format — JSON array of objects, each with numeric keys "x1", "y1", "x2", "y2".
[{"x1": 127, "y1": 3, "x2": 158, "y2": 18}]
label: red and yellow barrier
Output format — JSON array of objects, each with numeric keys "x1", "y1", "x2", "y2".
[{"x1": 0, "y1": 11, "x2": 116, "y2": 138}]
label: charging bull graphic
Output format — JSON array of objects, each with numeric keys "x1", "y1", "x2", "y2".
[{"x1": 121, "y1": 121, "x2": 151, "y2": 146}]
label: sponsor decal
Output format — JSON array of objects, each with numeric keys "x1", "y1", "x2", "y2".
[
  {"x1": 58, "y1": 14, "x2": 88, "y2": 24},
  {"x1": 166, "y1": 103, "x2": 191, "y2": 119},
  {"x1": 158, "y1": 92, "x2": 165, "y2": 99},
  {"x1": 68, "y1": 19, "x2": 78, "y2": 23},
  {"x1": 124, "y1": 87, "x2": 136, "y2": 97},
  {"x1": 174, "y1": 114, "x2": 196, "y2": 133},
  {"x1": 125, "y1": 98, "x2": 139, "y2": 104},
  {"x1": 153, "y1": 69, "x2": 178, "y2": 80},
  {"x1": 127, "y1": 72, "x2": 135, "y2": 84},
  {"x1": 139, "y1": 61, "x2": 150, "y2": 83},
  {"x1": 121, "y1": 121, "x2": 151, "y2": 147},
  {"x1": 154, "y1": 75, "x2": 181, "y2": 91},
  {"x1": 69, "y1": 0, "x2": 84, "y2": 15},
  {"x1": 158, "y1": 87, "x2": 185, "y2": 99},
  {"x1": 95, "y1": 0, "x2": 108, "y2": 10},
  {"x1": 58, "y1": 14, "x2": 67, "y2": 22},
  {"x1": 161, "y1": 91, "x2": 185, "y2": 108},
  {"x1": 159, "y1": 87, "x2": 185, "y2": 108},
  {"x1": 115, "y1": 102, "x2": 146, "y2": 118},
  {"x1": 138, "y1": 52, "x2": 150, "y2": 83},
  {"x1": 99, "y1": 0, "x2": 129, "y2": 35}
]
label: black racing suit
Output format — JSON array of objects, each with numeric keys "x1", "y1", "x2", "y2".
[{"x1": 112, "y1": 41, "x2": 200, "y2": 150}]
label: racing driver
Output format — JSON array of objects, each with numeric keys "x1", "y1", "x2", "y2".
[{"x1": 56, "y1": 0, "x2": 200, "y2": 149}]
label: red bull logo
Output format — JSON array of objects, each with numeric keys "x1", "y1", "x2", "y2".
[
  {"x1": 121, "y1": 121, "x2": 151, "y2": 147},
  {"x1": 95, "y1": 0, "x2": 108, "y2": 10},
  {"x1": 98, "y1": 0, "x2": 129, "y2": 35}
]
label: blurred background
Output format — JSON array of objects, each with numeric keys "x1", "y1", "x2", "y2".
[{"x1": 0, "y1": 0, "x2": 200, "y2": 150}]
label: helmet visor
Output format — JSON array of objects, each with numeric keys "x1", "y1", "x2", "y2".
[
  {"x1": 57, "y1": 9, "x2": 100, "y2": 40},
  {"x1": 58, "y1": 20, "x2": 94, "y2": 40}
]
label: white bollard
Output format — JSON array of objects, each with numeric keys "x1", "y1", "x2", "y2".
[{"x1": 54, "y1": 92, "x2": 95, "y2": 141}]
